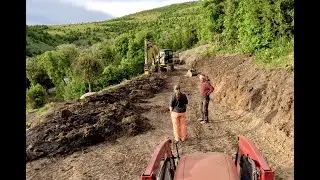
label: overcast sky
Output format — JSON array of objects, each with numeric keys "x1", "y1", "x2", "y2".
[{"x1": 26, "y1": 0, "x2": 197, "y2": 25}]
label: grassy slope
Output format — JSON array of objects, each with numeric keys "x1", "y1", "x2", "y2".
[
  {"x1": 26, "y1": 0, "x2": 293, "y2": 68},
  {"x1": 26, "y1": 1, "x2": 293, "y2": 117},
  {"x1": 26, "y1": 2, "x2": 202, "y2": 57},
  {"x1": 26, "y1": 1, "x2": 202, "y2": 112}
]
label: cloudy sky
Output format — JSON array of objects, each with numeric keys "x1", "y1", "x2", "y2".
[{"x1": 26, "y1": 0, "x2": 197, "y2": 25}]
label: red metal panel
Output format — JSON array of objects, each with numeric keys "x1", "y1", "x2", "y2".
[
  {"x1": 141, "y1": 139, "x2": 173, "y2": 180},
  {"x1": 238, "y1": 136, "x2": 275, "y2": 180},
  {"x1": 141, "y1": 136, "x2": 274, "y2": 180},
  {"x1": 174, "y1": 152, "x2": 239, "y2": 180}
]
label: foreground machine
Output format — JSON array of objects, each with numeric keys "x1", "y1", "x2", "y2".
[{"x1": 141, "y1": 136, "x2": 274, "y2": 180}]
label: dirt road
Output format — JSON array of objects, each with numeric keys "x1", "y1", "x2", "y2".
[{"x1": 27, "y1": 65, "x2": 293, "y2": 180}]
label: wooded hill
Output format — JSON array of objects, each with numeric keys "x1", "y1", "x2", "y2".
[{"x1": 26, "y1": 0, "x2": 293, "y2": 110}]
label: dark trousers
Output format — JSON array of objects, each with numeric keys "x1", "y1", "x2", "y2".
[{"x1": 199, "y1": 96, "x2": 210, "y2": 121}]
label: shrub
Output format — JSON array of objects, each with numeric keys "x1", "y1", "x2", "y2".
[
  {"x1": 26, "y1": 84, "x2": 47, "y2": 109},
  {"x1": 63, "y1": 78, "x2": 87, "y2": 100},
  {"x1": 73, "y1": 52, "x2": 103, "y2": 92}
]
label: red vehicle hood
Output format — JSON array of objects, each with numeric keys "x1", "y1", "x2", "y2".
[{"x1": 174, "y1": 152, "x2": 239, "y2": 180}]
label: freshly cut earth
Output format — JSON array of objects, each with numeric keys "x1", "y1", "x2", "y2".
[{"x1": 27, "y1": 51, "x2": 293, "y2": 180}]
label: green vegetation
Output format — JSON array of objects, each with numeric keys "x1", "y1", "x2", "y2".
[
  {"x1": 26, "y1": 84, "x2": 47, "y2": 110},
  {"x1": 26, "y1": 0, "x2": 293, "y2": 109},
  {"x1": 200, "y1": 0, "x2": 293, "y2": 67},
  {"x1": 74, "y1": 52, "x2": 104, "y2": 92}
]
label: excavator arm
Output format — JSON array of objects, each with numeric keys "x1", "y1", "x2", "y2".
[
  {"x1": 144, "y1": 39, "x2": 173, "y2": 74},
  {"x1": 144, "y1": 39, "x2": 160, "y2": 74},
  {"x1": 152, "y1": 44, "x2": 159, "y2": 64}
]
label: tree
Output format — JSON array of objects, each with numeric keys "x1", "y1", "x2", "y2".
[
  {"x1": 38, "y1": 44, "x2": 78, "y2": 83},
  {"x1": 91, "y1": 41, "x2": 118, "y2": 65},
  {"x1": 26, "y1": 84, "x2": 47, "y2": 109},
  {"x1": 73, "y1": 52, "x2": 103, "y2": 92},
  {"x1": 38, "y1": 44, "x2": 79, "y2": 97},
  {"x1": 114, "y1": 34, "x2": 130, "y2": 59},
  {"x1": 26, "y1": 57, "x2": 49, "y2": 87},
  {"x1": 202, "y1": 0, "x2": 225, "y2": 35},
  {"x1": 223, "y1": 0, "x2": 238, "y2": 44},
  {"x1": 274, "y1": 0, "x2": 294, "y2": 39}
]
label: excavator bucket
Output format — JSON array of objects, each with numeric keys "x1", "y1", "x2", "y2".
[{"x1": 144, "y1": 64, "x2": 150, "y2": 75}]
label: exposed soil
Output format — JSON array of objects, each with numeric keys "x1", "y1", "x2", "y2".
[
  {"x1": 183, "y1": 51, "x2": 294, "y2": 138},
  {"x1": 26, "y1": 74, "x2": 165, "y2": 162},
  {"x1": 26, "y1": 52, "x2": 293, "y2": 180}
]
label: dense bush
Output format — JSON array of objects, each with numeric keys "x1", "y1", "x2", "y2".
[
  {"x1": 93, "y1": 57, "x2": 144, "y2": 92},
  {"x1": 26, "y1": 84, "x2": 47, "y2": 109},
  {"x1": 26, "y1": 56, "x2": 53, "y2": 90},
  {"x1": 200, "y1": 0, "x2": 293, "y2": 55},
  {"x1": 63, "y1": 78, "x2": 87, "y2": 100}
]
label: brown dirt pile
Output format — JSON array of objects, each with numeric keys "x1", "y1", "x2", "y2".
[
  {"x1": 185, "y1": 54, "x2": 294, "y2": 137},
  {"x1": 26, "y1": 74, "x2": 165, "y2": 162}
]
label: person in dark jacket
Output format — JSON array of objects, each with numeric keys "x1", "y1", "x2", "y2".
[
  {"x1": 198, "y1": 74, "x2": 214, "y2": 124},
  {"x1": 169, "y1": 84, "x2": 188, "y2": 142}
]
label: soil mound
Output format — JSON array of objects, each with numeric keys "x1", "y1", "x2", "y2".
[{"x1": 26, "y1": 74, "x2": 165, "y2": 162}]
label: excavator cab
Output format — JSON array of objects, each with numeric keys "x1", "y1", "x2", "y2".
[
  {"x1": 159, "y1": 49, "x2": 173, "y2": 66},
  {"x1": 158, "y1": 49, "x2": 174, "y2": 72}
]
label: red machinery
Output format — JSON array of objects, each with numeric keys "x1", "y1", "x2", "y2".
[{"x1": 141, "y1": 136, "x2": 274, "y2": 180}]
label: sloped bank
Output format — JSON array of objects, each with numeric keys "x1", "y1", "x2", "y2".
[
  {"x1": 26, "y1": 74, "x2": 166, "y2": 162},
  {"x1": 180, "y1": 48, "x2": 294, "y2": 137}
]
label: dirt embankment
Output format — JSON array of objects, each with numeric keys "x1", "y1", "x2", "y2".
[
  {"x1": 26, "y1": 74, "x2": 166, "y2": 162},
  {"x1": 180, "y1": 47, "x2": 294, "y2": 137},
  {"x1": 26, "y1": 63, "x2": 293, "y2": 180}
]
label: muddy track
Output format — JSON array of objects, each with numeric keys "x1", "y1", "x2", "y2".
[{"x1": 27, "y1": 65, "x2": 293, "y2": 180}]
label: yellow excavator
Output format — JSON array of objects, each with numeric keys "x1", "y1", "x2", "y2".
[{"x1": 144, "y1": 39, "x2": 174, "y2": 74}]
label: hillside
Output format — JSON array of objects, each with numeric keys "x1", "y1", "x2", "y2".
[
  {"x1": 27, "y1": 56, "x2": 293, "y2": 180},
  {"x1": 26, "y1": 1, "x2": 294, "y2": 179},
  {"x1": 26, "y1": 1, "x2": 207, "y2": 106},
  {"x1": 26, "y1": 0, "x2": 293, "y2": 112},
  {"x1": 26, "y1": 1, "x2": 202, "y2": 57}
]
